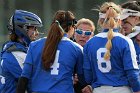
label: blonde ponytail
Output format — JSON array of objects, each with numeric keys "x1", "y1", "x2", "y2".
[
  {"x1": 104, "y1": 7, "x2": 117, "y2": 60},
  {"x1": 104, "y1": 29, "x2": 114, "y2": 60}
]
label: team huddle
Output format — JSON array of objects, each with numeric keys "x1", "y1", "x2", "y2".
[{"x1": 0, "y1": 1, "x2": 140, "y2": 93}]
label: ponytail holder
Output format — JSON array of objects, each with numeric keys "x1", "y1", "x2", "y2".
[
  {"x1": 55, "y1": 20, "x2": 65, "y2": 33},
  {"x1": 55, "y1": 20, "x2": 60, "y2": 25}
]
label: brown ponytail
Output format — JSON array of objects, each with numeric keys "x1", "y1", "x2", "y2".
[
  {"x1": 42, "y1": 22, "x2": 64, "y2": 70},
  {"x1": 42, "y1": 10, "x2": 75, "y2": 70}
]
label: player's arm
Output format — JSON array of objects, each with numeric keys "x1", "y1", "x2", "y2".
[
  {"x1": 16, "y1": 61, "x2": 33, "y2": 93},
  {"x1": 123, "y1": 38, "x2": 140, "y2": 92},
  {"x1": 83, "y1": 44, "x2": 93, "y2": 84},
  {"x1": 16, "y1": 77, "x2": 28, "y2": 93},
  {"x1": 126, "y1": 70, "x2": 140, "y2": 92},
  {"x1": 16, "y1": 43, "x2": 33, "y2": 93},
  {"x1": 75, "y1": 46, "x2": 88, "y2": 88}
]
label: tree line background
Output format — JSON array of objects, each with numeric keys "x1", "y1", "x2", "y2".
[{"x1": 0, "y1": 0, "x2": 135, "y2": 50}]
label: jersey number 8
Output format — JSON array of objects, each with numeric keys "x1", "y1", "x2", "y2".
[{"x1": 97, "y1": 48, "x2": 111, "y2": 73}]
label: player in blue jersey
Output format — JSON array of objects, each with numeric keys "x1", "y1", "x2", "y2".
[
  {"x1": 0, "y1": 10, "x2": 42, "y2": 93},
  {"x1": 120, "y1": 1, "x2": 140, "y2": 71},
  {"x1": 16, "y1": 10, "x2": 87, "y2": 93},
  {"x1": 127, "y1": 25, "x2": 140, "y2": 68},
  {"x1": 83, "y1": 2, "x2": 140, "y2": 93}
]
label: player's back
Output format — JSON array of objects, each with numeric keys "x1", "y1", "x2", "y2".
[
  {"x1": 1, "y1": 41, "x2": 27, "y2": 93},
  {"x1": 84, "y1": 31, "x2": 138, "y2": 88},
  {"x1": 22, "y1": 37, "x2": 83, "y2": 93}
]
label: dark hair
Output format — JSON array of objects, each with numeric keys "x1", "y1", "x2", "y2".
[
  {"x1": 121, "y1": 1, "x2": 140, "y2": 12},
  {"x1": 9, "y1": 33, "x2": 18, "y2": 42},
  {"x1": 42, "y1": 10, "x2": 76, "y2": 70}
]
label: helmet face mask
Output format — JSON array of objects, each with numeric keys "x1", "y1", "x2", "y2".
[{"x1": 8, "y1": 10, "x2": 43, "y2": 46}]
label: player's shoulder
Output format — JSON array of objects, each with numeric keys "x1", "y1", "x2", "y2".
[
  {"x1": 73, "y1": 41, "x2": 83, "y2": 50},
  {"x1": 114, "y1": 33, "x2": 133, "y2": 44},
  {"x1": 61, "y1": 37, "x2": 83, "y2": 50},
  {"x1": 95, "y1": 32, "x2": 132, "y2": 42},
  {"x1": 30, "y1": 37, "x2": 46, "y2": 47},
  {"x1": 69, "y1": 41, "x2": 83, "y2": 52}
]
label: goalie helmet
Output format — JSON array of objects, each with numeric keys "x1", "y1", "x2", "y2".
[{"x1": 8, "y1": 10, "x2": 43, "y2": 45}]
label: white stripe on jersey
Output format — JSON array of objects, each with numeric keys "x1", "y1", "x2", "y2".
[
  {"x1": 1, "y1": 60, "x2": 3, "y2": 67},
  {"x1": 95, "y1": 32, "x2": 139, "y2": 69},
  {"x1": 61, "y1": 36, "x2": 83, "y2": 52},
  {"x1": 0, "y1": 60, "x2": 5, "y2": 84},
  {"x1": 12, "y1": 51, "x2": 27, "y2": 69}
]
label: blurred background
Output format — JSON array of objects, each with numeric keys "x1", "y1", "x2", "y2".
[{"x1": 0, "y1": 0, "x2": 136, "y2": 50}]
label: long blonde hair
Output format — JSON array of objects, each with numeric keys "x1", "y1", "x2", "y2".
[{"x1": 98, "y1": 2, "x2": 121, "y2": 60}]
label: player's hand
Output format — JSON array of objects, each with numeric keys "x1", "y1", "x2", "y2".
[
  {"x1": 134, "y1": 92, "x2": 140, "y2": 93},
  {"x1": 73, "y1": 74, "x2": 79, "y2": 84},
  {"x1": 82, "y1": 85, "x2": 93, "y2": 93}
]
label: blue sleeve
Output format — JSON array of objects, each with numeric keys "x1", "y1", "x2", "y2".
[
  {"x1": 0, "y1": 63, "x2": 5, "y2": 92},
  {"x1": 123, "y1": 38, "x2": 139, "y2": 70},
  {"x1": 126, "y1": 69, "x2": 140, "y2": 92},
  {"x1": 21, "y1": 45, "x2": 33, "y2": 79},
  {"x1": 123, "y1": 38, "x2": 140, "y2": 92},
  {"x1": 0, "y1": 59, "x2": 5, "y2": 92},
  {"x1": 2, "y1": 58, "x2": 22, "y2": 79},
  {"x1": 75, "y1": 47, "x2": 87, "y2": 87},
  {"x1": 0, "y1": 75, "x2": 5, "y2": 92},
  {"x1": 21, "y1": 63, "x2": 32, "y2": 79},
  {"x1": 83, "y1": 44, "x2": 93, "y2": 84},
  {"x1": 83, "y1": 69, "x2": 92, "y2": 84}
]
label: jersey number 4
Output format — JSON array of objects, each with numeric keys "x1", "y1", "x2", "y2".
[
  {"x1": 51, "y1": 50, "x2": 60, "y2": 75},
  {"x1": 97, "y1": 48, "x2": 111, "y2": 73}
]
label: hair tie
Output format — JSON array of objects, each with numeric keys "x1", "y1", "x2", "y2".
[
  {"x1": 55, "y1": 20, "x2": 65, "y2": 33},
  {"x1": 55, "y1": 20, "x2": 60, "y2": 25}
]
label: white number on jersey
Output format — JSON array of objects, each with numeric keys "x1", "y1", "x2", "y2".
[
  {"x1": 97, "y1": 48, "x2": 111, "y2": 73},
  {"x1": 51, "y1": 50, "x2": 60, "y2": 75}
]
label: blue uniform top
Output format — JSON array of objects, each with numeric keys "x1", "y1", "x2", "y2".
[
  {"x1": 132, "y1": 39, "x2": 140, "y2": 65},
  {"x1": 83, "y1": 29, "x2": 140, "y2": 92},
  {"x1": 0, "y1": 41, "x2": 27, "y2": 93},
  {"x1": 21, "y1": 35, "x2": 84, "y2": 93}
]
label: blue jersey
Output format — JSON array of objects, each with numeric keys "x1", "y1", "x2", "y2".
[
  {"x1": 0, "y1": 41, "x2": 27, "y2": 93},
  {"x1": 83, "y1": 29, "x2": 140, "y2": 92},
  {"x1": 132, "y1": 39, "x2": 140, "y2": 65},
  {"x1": 21, "y1": 36, "x2": 84, "y2": 93}
]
